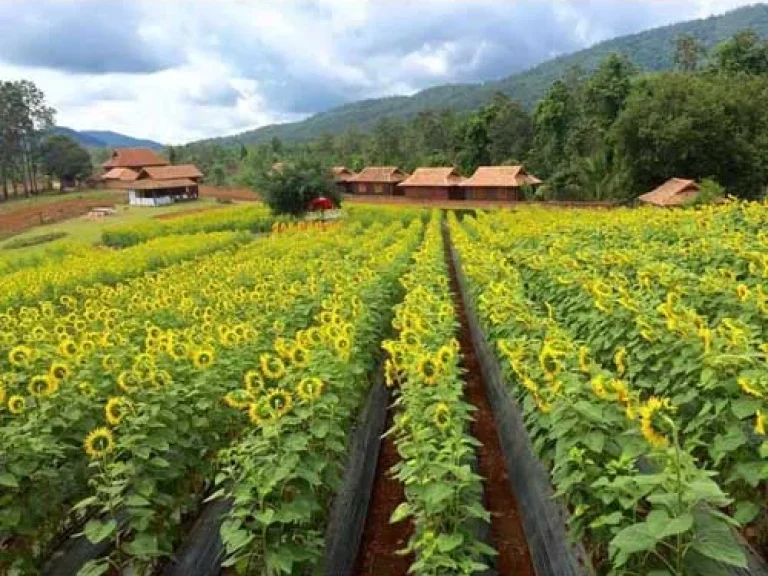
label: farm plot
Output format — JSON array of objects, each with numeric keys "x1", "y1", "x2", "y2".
[{"x1": 449, "y1": 202, "x2": 768, "y2": 575}]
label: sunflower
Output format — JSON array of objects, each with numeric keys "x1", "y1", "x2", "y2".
[
  {"x1": 224, "y1": 389, "x2": 254, "y2": 409},
  {"x1": 58, "y1": 339, "x2": 79, "y2": 358},
  {"x1": 614, "y1": 347, "x2": 627, "y2": 376},
  {"x1": 152, "y1": 370, "x2": 173, "y2": 387},
  {"x1": 737, "y1": 284, "x2": 750, "y2": 301},
  {"x1": 639, "y1": 396, "x2": 673, "y2": 448},
  {"x1": 248, "y1": 399, "x2": 275, "y2": 425},
  {"x1": 272, "y1": 319, "x2": 285, "y2": 334},
  {"x1": 291, "y1": 345, "x2": 311, "y2": 368},
  {"x1": 8, "y1": 345, "x2": 32, "y2": 368},
  {"x1": 591, "y1": 375, "x2": 608, "y2": 399},
  {"x1": 433, "y1": 402, "x2": 451, "y2": 431},
  {"x1": 755, "y1": 411, "x2": 766, "y2": 436},
  {"x1": 698, "y1": 327, "x2": 712, "y2": 354},
  {"x1": 84, "y1": 427, "x2": 115, "y2": 458},
  {"x1": 306, "y1": 327, "x2": 322, "y2": 346},
  {"x1": 401, "y1": 329, "x2": 421, "y2": 350},
  {"x1": 578, "y1": 346, "x2": 590, "y2": 373},
  {"x1": 101, "y1": 354, "x2": 118, "y2": 372},
  {"x1": 266, "y1": 388, "x2": 293, "y2": 417},
  {"x1": 436, "y1": 345, "x2": 455, "y2": 367},
  {"x1": 0, "y1": 383, "x2": 5, "y2": 405},
  {"x1": 117, "y1": 370, "x2": 141, "y2": 393},
  {"x1": 8, "y1": 395, "x2": 26, "y2": 414},
  {"x1": 192, "y1": 348, "x2": 215, "y2": 370},
  {"x1": 334, "y1": 336, "x2": 351, "y2": 358},
  {"x1": 105, "y1": 396, "x2": 130, "y2": 426},
  {"x1": 244, "y1": 370, "x2": 265, "y2": 393},
  {"x1": 78, "y1": 382, "x2": 96, "y2": 397},
  {"x1": 417, "y1": 355, "x2": 440, "y2": 385},
  {"x1": 297, "y1": 377, "x2": 324, "y2": 401},
  {"x1": 260, "y1": 353, "x2": 286, "y2": 380},
  {"x1": 28, "y1": 375, "x2": 57, "y2": 397},
  {"x1": 538, "y1": 345, "x2": 562, "y2": 377},
  {"x1": 49, "y1": 362, "x2": 71, "y2": 382},
  {"x1": 738, "y1": 376, "x2": 764, "y2": 398},
  {"x1": 611, "y1": 379, "x2": 630, "y2": 404},
  {"x1": 384, "y1": 360, "x2": 401, "y2": 388}
]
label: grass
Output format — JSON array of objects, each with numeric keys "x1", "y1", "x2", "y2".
[
  {"x1": 0, "y1": 198, "x2": 219, "y2": 253},
  {"x1": 4, "y1": 231, "x2": 69, "y2": 250}
]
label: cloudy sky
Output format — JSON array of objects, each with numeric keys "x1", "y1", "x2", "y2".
[{"x1": 0, "y1": 0, "x2": 756, "y2": 144}]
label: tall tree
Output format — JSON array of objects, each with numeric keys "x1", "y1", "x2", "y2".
[
  {"x1": 674, "y1": 34, "x2": 706, "y2": 72},
  {"x1": 40, "y1": 135, "x2": 92, "y2": 187},
  {"x1": 712, "y1": 29, "x2": 768, "y2": 75},
  {"x1": 530, "y1": 80, "x2": 576, "y2": 177}
]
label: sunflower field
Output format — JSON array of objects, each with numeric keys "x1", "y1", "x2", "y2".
[
  {"x1": 449, "y1": 201, "x2": 768, "y2": 575},
  {"x1": 3, "y1": 199, "x2": 768, "y2": 576}
]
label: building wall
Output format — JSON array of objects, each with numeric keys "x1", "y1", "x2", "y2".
[
  {"x1": 351, "y1": 182, "x2": 400, "y2": 196},
  {"x1": 402, "y1": 186, "x2": 449, "y2": 200},
  {"x1": 467, "y1": 186, "x2": 522, "y2": 201}
]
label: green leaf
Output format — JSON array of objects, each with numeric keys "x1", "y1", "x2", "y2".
[
  {"x1": 77, "y1": 559, "x2": 110, "y2": 576},
  {"x1": 124, "y1": 533, "x2": 161, "y2": 557},
  {"x1": 125, "y1": 494, "x2": 151, "y2": 508},
  {"x1": 0, "y1": 473, "x2": 19, "y2": 488},
  {"x1": 84, "y1": 519, "x2": 117, "y2": 544},
  {"x1": 589, "y1": 511, "x2": 623, "y2": 529},
  {"x1": 584, "y1": 431, "x2": 605, "y2": 453},
  {"x1": 659, "y1": 512, "x2": 693, "y2": 538},
  {"x1": 390, "y1": 502, "x2": 412, "y2": 524},
  {"x1": 610, "y1": 522, "x2": 659, "y2": 567},
  {"x1": 731, "y1": 398, "x2": 762, "y2": 420},
  {"x1": 733, "y1": 500, "x2": 760, "y2": 525},
  {"x1": 436, "y1": 532, "x2": 464, "y2": 552},
  {"x1": 691, "y1": 513, "x2": 746, "y2": 568}
]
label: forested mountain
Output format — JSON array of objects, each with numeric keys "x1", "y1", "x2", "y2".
[
  {"x1": 201, "y1": 3, "x2": 768, "y2": 146},
  {"x1": 51, "y1": 127, "x2": 164, "y2": 150}
]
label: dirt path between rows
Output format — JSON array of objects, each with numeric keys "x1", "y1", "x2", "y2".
[
  {"x1": 353, "y1": 398, "x2": 414, "y2": 576},
  {"x1": 443, "y1": 225, "x2": 535, "y2": 576}
]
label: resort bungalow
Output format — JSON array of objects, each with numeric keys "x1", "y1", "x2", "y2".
[
  {"x1": 638, "y1": 178, "x2": 701, "y2": 207},
  {"x1": 332, "y1": 166, "x2": 358, "y2": 195},
  {"x1": 347, "y1": 166, "x2": 409, "y2": 196},
  {"x1": 462, "y1": 165, "x2": 542, "y2": 201},
  {"x1": 101, "y1": 148, "x2": 169, "y2": 189},
  {"x1": 397, "y1": 167, "x2": 464, "y2": 200},
  {"x1": 122, "y1": 165, "x2": 203, "y2": 206}
]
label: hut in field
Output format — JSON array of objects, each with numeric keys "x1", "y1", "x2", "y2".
[
  {"x1": 347, "y1": 166, "x2": 409, "y2": 196},
  {"x1": 332, "y1": 166, "x2": 358, "y2": 195},
  {"x1": 638, "y1": 178, "x2": 701, "y2": 207},
  {"x1": 100, "y1": 148, "x2": 169, "y2": 189},
  {"x1": 122, "y1": 164, "x2": 203, "y2": 206},
  {"x1": 397, "y1": 167, "x2": 464, "y2": 200},
  {"x1": 462, "y1": 165, "x2": 541, "y2": 201}
]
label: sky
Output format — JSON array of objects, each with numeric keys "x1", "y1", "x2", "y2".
[{"x1": 0, "y1": 0, "x2": 757, "y2": 144}]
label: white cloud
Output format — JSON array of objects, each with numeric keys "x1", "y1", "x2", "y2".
[{"x1": 0, "y1": 0, "x2": 759, "y2": 143}]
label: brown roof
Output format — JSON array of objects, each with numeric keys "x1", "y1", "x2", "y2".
[
  {"x1": 462, "y1": 165, "x2": 542, "y2": 187},
  {"x1": 123, "y1": 178, "x2": 198, "y2": 190},
  {"x1": 638, "y1": 178, "x2": 701, "y2": 207},
  {"x1": 398, "y1": 167, "x2": 463, "y2": 187},
  {"x1": 332, "y1": 166, "x2": 357, "y2": 182},
  {"x1": 140, "y1": 164, "x2": 203, "y2": 180},
  {"x1": 102, "y1": 148, "x2": 169, "y2": 169},
  {"x1": 102, "y1": 167, "x2": 139, "y2": 181},
  {"x1": 348, "y1": 166, "x2": 409, "y2": 183}
]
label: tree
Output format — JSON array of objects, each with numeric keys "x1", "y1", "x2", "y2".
[
  {"x1": 271, "y1": 136, "x2": 283, "y2": 155},
  {"x1": 711, "y1": 29, "x2": 768, "y2": 75},
  {"x1": 674, "y1": 34, "x2": 706, "y2": 72},
  {"x1": 239, "y1": 143, "x2": 248, "y2": 161},
  {"x1": 611, "y1": 72, "x2": 768, "y2": 198},
  {"x1": 39, "y1": 135, "x2": 92, "y2": 187},
  {"x1": 530, "y1": 80, "x2": 576, "y2": 177},
  {"x1": 258, "y1": 158, "x2": 339, "y2": 216},
  {"x1": 209, "y1": 163, "x2": 227, "y2": 186},
  {"x1": 485, "y1": 95, "x2": 533, "y2": 165},
  {"x1": 583, "y1": 54, "x2": 634, "y2": 131},
  {"x1": 168, "y1": 146, "x2": 178, "y2": 164}
]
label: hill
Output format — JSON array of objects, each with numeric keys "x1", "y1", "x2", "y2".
[
  {"x1": 52, "y1": 127, "x2": 164, "y2": 150},
  {"x1": 200, "y1": 3, "x2": 768, "y2": 146}
]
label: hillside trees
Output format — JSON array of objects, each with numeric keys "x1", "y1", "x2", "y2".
[
  {"x1": 674, "y1": 34, "x2": 706, "y2": 72},
  {"x1": 0, "y1": 80, "x2": 55, "y2": 200},
  {"x1": 39, "y1": 134, "x2": 92, "y2": 186}
]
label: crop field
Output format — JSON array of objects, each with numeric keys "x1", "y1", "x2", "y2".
[{"x1": 1, "y1": 201, "x2": 767, "y2": 576}]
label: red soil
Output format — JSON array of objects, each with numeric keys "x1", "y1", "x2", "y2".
[
  {"x1": 198, "y1": 185, "x2": 259, "y2": 202},
  {"x1": 0, "y1": 192, "x2": 126, "y2": 239},
  {"x1": 353, "y1": 401, "x2": 414, "y2": 576},
  {"x1": 444, "y1": 228, "x2": 536, "y2": 576}
]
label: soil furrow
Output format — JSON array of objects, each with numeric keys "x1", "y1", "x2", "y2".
[{"x1": 443, "y1": 223, "x2": 536, "y2": 576}]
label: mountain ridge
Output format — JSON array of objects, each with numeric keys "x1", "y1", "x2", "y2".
[
  {"x1": 196, "y1": 3, "x2": 768, "y2": 146},
  {"x1": 51, "y1": 127, "x2": 164, "y2": 150}
]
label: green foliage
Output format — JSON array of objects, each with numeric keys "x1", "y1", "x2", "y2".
[
  {"x1": 3, "y1": 231, "x2": 67, "y2": 250},
  {"x1": 258, "y1": 159, "x2": 339, "y2": 217},
  {"x1": 711, "y1": 29, "x2": 768, "y2": 75},
  {"x1": 39, "y1": 134, "x2": 92, "y2": 184},
  {"x1": 675, "y1": 34, "x2": 706, "y2": 72},
  {"x1": 688, "y1": 178, "x2": 725, "y2": 205}
]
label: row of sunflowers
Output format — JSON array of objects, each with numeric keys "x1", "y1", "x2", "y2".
[
  {"x1": 0, "y1": 237, "x2": 91, "y2": 277},
  {"x1": 449, "y1": 203, "x2": 767, "y2": 576},
  {"x1": 0, "y1": 230, "x2": 248, "y2": 311},
  {"x1": 100, "y1": 204, "x2": 278, "y2": 247},
  {"x1": 0, "y1": 210, "x2": 419, "y2": 574},
  {"x1": 383, "y1": 213, "x2": 495, "y2": 574},
  {"x1": 208, "y1": 216, "x2": 423, "y2": 575}
]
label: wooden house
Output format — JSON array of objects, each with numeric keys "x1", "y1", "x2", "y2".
[
  {"x1": 100, "y1": 148, "x2": 169, "y2": 189},
  {"x1": 332, "y1": 166, "x2": 358, "y2": 195},
  {"x1": 123, "y1": 165, "x2": 203, "y2": 206},
  {"x1": 638, "y1": 178, "x2": 701, "y2": 207},
  {"x1": 347, "y1": 166, "x2": 409, "y2": 196},
  {"x1": 462, "y1": 166, "x2": 541, "y2": 201},
  {"x1": 397, "y1": 167, "x2": 464, "y2": 200}
]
